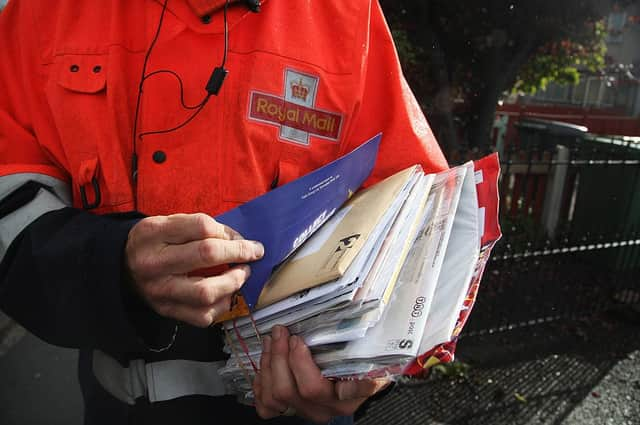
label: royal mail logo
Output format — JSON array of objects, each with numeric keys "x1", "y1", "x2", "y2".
[
  {"x1": 250, "y1": 94, "x2": 342, "y2": 141},
  {"x1": 290, "y1": 78, "x2": 310, "y2": 102},
  {"x1": 249, "y1": 69, "x2": 343, "y2": 145}
]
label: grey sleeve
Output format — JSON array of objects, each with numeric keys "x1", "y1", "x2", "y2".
[{"x1": 0, "y1": 173, "x2": 71, "y2": 261}]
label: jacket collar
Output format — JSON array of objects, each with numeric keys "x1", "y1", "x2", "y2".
[{"x1": 151, "y1": 0, "x2": 267, "y2": 35}]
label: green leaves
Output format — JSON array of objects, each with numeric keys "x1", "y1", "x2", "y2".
[
  {"x1": 513, "y1": 20, "x2": 607, "y2": 95},
  {"x1": 380, "y1": 0, "x2": 613, "y2": 149},
  {"x1": 432, "y1": 361, "x2": 471, "y2": 378}
]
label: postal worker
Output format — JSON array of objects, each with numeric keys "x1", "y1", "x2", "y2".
[{"x1": 0, "y1": 0, "x2": 448, "y2": 424}]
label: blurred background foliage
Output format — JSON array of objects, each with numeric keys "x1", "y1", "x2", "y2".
[{"x1": 378, "y1": 0, "x2": 636, "y2": 153}]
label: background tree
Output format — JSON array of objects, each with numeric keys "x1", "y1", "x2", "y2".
[{"x1": 380, "y1": 0, "x2": 613, "y2": 156}]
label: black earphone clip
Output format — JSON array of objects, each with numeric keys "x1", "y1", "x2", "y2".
[
  {"x1": 245, "y1": 0, "x2": 261, "y2": 13},
  {"x1": 206, "y1": 67, "x2": 229, "y2": 95}
]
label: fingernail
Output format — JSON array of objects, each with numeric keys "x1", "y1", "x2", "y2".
[
  {"x1": 251, "y1": 241, "x2": 264, "y2": 258},
  {"x1": 272, "y1": 326, "x2": 282, "y2": 341},
  {"x1": 337, "y1": 381, "x2": 357, "y2": 401},
  {"x1": 289, "y1": 335, "x2": 299, "y2": 351},
  {"x1": 240, "y1": 264, "x2": 251, "y2": 277},
  {"x1": 262, "y1": 335, "x2": 271, "y2": 352}
]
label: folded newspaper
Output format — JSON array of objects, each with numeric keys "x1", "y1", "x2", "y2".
[{"x1": 214, "y1": 133, "x2": 501, "y2": 398}]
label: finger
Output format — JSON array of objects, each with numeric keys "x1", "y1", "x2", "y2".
[
  {"x1": 162, "y1": 265, "x2": 250, "y2": 306},
  {"x1": 162, "y1": 213, "x2": 242, "y2": 244},
  {"x1": 269, "y1": 326, "x2": 300, "y2": 406},
  {"x1": 155, "y1": 295, "x2": 233, "y2": 327},
  {"x1": 253, "y1": 371, "x2": 263, "y2": 400},
  {"x1": 288, "y1": 335, "x2": 336, "y2": 402},
  {"x1": 287, "y1": 335, "x2": 373, "y2": 418},
  {"x1": 258, "y1": 335, "x2": 288, "y2": 413},
  {"x1": 267, "y1": 326, "x2": 336, "y2": 423},
  {"x1": 156, "y1": 238, "x2": 264, "y2": 275},
  {"x1": 253, "y1": 373, "x2": 280, "y2": 419}
]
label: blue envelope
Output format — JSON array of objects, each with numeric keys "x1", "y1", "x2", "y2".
[{"x1": 215, "y1": 133, "x2": 381, "y2": 315}]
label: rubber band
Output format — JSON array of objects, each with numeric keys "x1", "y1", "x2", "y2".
[
  {"x1": 233, "y1": 318, "x2": 259, "y2": 372},
  {"x1": 248, "y1": 309, "x2": 262, "y2": 346},
  {"x1": 224, "y1": 327, "x2": 254, "y2": 391}
]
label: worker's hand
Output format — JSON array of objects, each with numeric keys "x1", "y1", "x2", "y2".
[
  {"x1": 253, "y1": 325, "x2": 391, "y2": 423},
  {"x1": 125, "y1": 213, "x2": 264, "y2": 327}
]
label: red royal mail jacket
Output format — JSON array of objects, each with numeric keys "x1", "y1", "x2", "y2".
[{"x1": 0, "y1": 0, "x2": 447, "y2": 422}]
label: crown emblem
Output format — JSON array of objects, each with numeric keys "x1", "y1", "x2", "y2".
[{"x1": 290, "y1": 78, "x2": 310, "y2": 101}]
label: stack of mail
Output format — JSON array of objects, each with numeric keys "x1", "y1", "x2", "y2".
[{"x1": 213, "y1": 134, "x2": 501, "y2": 398}]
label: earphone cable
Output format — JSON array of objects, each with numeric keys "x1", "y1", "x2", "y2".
[
  {"x1": 142, "y1": 70, "x2": 210, "y2": 110},
  {"x1": 137, "y1": 98, "x2": 210, "y2": 139},
  {"x1": 130, "y1": 0, "x2": 231, "y2": 195},
  {"x1": 222, "y1": 0, "x2": 229, "y2": 67},
  {"x1": 131, "y1": 0, "x2": 170, "y2": 187}
]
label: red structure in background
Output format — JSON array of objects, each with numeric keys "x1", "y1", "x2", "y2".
[
  {"x1": 495, "y1": 103, "x2": 640, "y2": 149},
  {"x1": 492, "y1": 100, "x2": 640, "y2": 237}
]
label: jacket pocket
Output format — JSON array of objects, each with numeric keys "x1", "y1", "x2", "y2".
[
  {"x1": 54, "y1": 54, "x2": 107, "y2": 94},
  {"x1": 45, "y1": 53, "x2": 134, "y2": 213}
]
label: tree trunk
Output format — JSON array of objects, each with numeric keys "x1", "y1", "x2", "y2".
[
  {"x1": 416, "y1": 0, "x2": 460, "y2": 156},
  {"x1": 465, "y1": 36, "x2": 538, "y2": 151}
]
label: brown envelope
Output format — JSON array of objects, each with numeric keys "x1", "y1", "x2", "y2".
[{"x1": 256, "y1": 166, "x2": 420, "y2": 308}]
